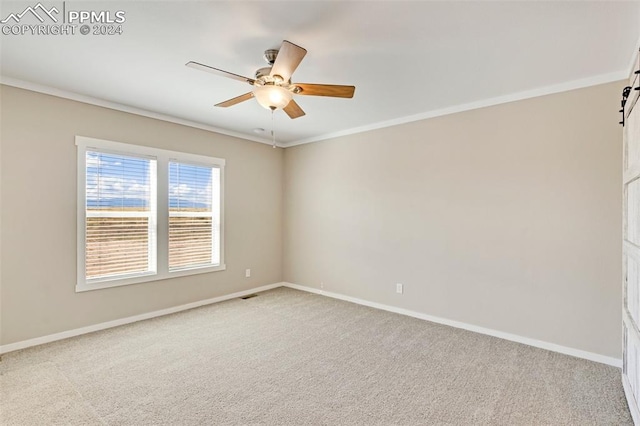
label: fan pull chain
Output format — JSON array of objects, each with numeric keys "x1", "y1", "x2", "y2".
[{"x1": 271, "y1": 108, "x2": 276, "y2": 148}]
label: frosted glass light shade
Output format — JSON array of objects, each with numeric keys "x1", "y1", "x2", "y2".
[{"x1": 253, "y1": 85, "x2": 293, "y2": 110}]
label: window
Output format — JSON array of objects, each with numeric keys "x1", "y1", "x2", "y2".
[
  {"x1": 168, "y1": 162, "x2": 221, "y2": 270},
  {"x1": 85, "y1": 152, "x2": 157, "y2": 280},
  {"x1": 77, "y1": 136, "x2": 225, "y2": 292}
]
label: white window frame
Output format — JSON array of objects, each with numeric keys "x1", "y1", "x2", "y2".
[{"x1": 76, "y1": 136, "x2": 226, "y2": 292}]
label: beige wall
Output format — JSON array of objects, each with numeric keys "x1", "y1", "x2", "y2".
[
  {"x1": 0, "y1": 85, "x2": 283, "y2": 345},
  {"x1": 0, "y1": 81, "x2": 625, "y2": 359},
  {"x1": 284, "y1": 82, "x2": 623, "y2": 358}
]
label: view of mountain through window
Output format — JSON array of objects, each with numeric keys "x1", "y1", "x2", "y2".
[
  {"x1": 78, "y1": 137, "x2": 225, "y2": 290},
  {"x1": 169, "y1": 162, "x2": 220, "y2": 270},
  {"x1": 85, "y1": 151, "x2": 156, "y2": 279}
]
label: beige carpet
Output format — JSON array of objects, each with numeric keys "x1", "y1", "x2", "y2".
[{"x1": 0, "y1": 287, "x2": 632, "y2": 425}]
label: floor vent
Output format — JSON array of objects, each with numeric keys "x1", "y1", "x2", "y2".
[{"x1": 240, "y1": 294, "x2": 258, "y2": 300}]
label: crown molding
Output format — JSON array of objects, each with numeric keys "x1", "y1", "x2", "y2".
[
  {"x1": 0, "y1": 76, "x2": 282, "y2": 147},
  {"x1": 1, "y1": 69, "x2": 628, "y2": 149},
  {"x1": 283, "y1": 70, "x2": 628, "y2": 147}
]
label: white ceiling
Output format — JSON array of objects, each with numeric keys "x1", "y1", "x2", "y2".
[{"x1": 1, "y1": 1, "x2": 639, "y2": 146}]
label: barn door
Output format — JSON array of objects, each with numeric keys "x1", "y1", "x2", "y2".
[{"x1": 623, "y1": 47, "x2": 640, "y2": 425}]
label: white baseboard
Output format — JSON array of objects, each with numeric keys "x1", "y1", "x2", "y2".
[
  {"x1": 283, "y1": 282, "x2": 622, "y2": 368},
  {"x1": 2, "y1": 281, "x2": 623, "y2": 369},
  {"x1": 0, "y1": 282, "x2": 285, "y2": 355},
  {"x1": 623, "y1": 372, "x2": 640, "y2": 425}
]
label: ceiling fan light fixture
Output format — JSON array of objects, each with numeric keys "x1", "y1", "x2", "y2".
[
  {"x1": 253, "y1": 85, "x2": 293, "y2": 110},
  {"x1": 187, "y1": 40, "x2": 354, "y2": 120}
]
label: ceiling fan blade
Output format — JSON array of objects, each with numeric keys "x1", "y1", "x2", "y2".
[
  {"x1": 270, "y1": 40, "x2": 307, "y2": 82},
  {"x1": 283, "y1": 99, "x2": 306, "y2": 119},
  {"x1": 215, "y1": 92, "x2": 254, "y2": 108},
  {"x1": 294, "y1": 83, "x2": 355, "y2": 98},
  {"x1": 186, "y1": 61, "x2": 255, "y2": 85}
]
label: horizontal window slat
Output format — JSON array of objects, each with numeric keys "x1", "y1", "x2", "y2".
[
  {"x1": 169, "y1": 261, "x2": 212, "y2": 267},
  {"x1": 87, "y1": 232, "x2": 149, "y2": 236},
  {"x1": 87, "y1": 264, "x2": 150, "y2": 271},
  {"x1": 87, "y1": 227, "x2": 149, "y2": 230},
  {"x1": 173, "y1": 252, "x2": 213, "y2": 255},
  {"x1": 169, "y1": 257, "x2": 212, "y2": 262},
  {"x1": 169, "y1": 263, "x2": 213, "y2": 268},
  {"x1": 168, "y1": 253, "x2": 212, "y2": 258},
  {"x1": 86, "y1": 260, "x2": 149, "y2": 269},
  {"x1": 87, "y1": 256, "x2": 149, "y2": 262},
  {"x1": 87, "y1": 247, "x2": 148, "y2": 251},
  {"x1": 88, "y1": 265, "x2": 149, "y2": 272},
  {"x1": 169, "y1": 249, "x2": 212, "y2": 256},
  {"x1": 86, "y1": 218, "x2": 150, "y2": 222},
  {"x1": 87, "y1": 224, "x2": 149, "y2": 228},
  {"x1": 86, "y1": 255, "x2": 149, "y2": 263},
  {"x1": 86, "y1": 239, "x2": 149, "y2": 244},
  {"x1": 87, "y1": 230, "x2": 149, "y2": 233},
  {"x1": 168, "y1": 245, "x2": 211, "y2": 250},
  {"x1": 169, "y1": 259, "x2": 212, "y2": 264},
  {"x1": 169, "y1": 212, "x2": 213, "y2": 218},
  {"x1": 168, "y1": 236, "x2": 212, "y2": 240},
  {"x1": 168, "y1": 242, "x2": 212, "y2": 247},
  {"x1": 87, "y1": 235, "x2": 148, "y2": 239},
  {"x1": 169, "y1": 231, "x2": 212, "y2": 234},
  {"x1": 169, "y1": 263, "x2": 213, "y2": 270},
  {"x1": 86, "y1": 250, "x2": 149, "y2": 256},
  {"x1": 169, "y1": 240, "x2": 211, "y2": 244},
  {"x1": 169, "y1": 221, "x2": 212, "y2": 225},
  {"x1": 87, "y1": 247, "x2": 148, "y2": 252},
  {"x1": 87, "y1": 224, "x2": 149, "y2": 227},
  {"x1": 87, "y1": 229, "x2": 149, "y2": 233},
  {"x1": 86, "y1": 243, "x2": 148, "y2": 250},
  {"x1": 87, "y1": 226, "x2": 149, "y2": 229},
  {"x1": 87, "y1": 211, "x2": 151, "y2": 218},
  {"x1": 168, "y1": 235, "x2": 212, "y2": 241},
  {"x1": 87, "y1": 270, "x2": 149, "y2": 279},
  {"x1": 86, "y1": 257, "x2": 149, "y2": 266},
  {"x1": 87, "y1": 265, "x2": 149, "y2": 275},
  {"x1": 87, "y1": 266, "x2": 150, "y2": 275}
]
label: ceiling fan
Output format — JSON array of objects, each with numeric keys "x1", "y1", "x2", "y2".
[{"x1": 186, "y1": 40, "x2": 355, "y2": 119}]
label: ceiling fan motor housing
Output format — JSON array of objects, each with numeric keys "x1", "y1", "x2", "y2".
[
  {"x1": 255, "y1": 67, "x2": 273, "y2": 80},
  {"x1": 255, "y1": 67, "x2": 293, "y2": 88},
  {"x1": 259, "y1": 49, "x2": 291, "y2": 83},
  {"x1": 263, "y1": 49, "x2": 279, "y2": 65}
]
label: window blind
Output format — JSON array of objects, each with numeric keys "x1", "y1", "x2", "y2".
[
  {"x1": 85, "y1": 151, "x2": 157, "y2": 280},
  {"x1": 168, "y1": 162, "x2": 220, "y2": 270}
]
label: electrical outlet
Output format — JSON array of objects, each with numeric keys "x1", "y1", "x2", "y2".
[
  {"x1": 396, "y1": 283, "x2": 403, "y2": 294},
  {"x1": 320, "y1": 282, "x2": 324, "y2": 290},
  {"x1": 245, "y1": 269, "x2": 251, "y2": 278}
]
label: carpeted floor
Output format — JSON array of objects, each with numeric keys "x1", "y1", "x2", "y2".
[{"x1": 0, "y1": 287, "x2": 633, "y2": 425}]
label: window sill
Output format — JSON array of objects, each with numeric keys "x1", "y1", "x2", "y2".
[{"x1": 75, "y1": 264, "x2": 227, "y2": 292}]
